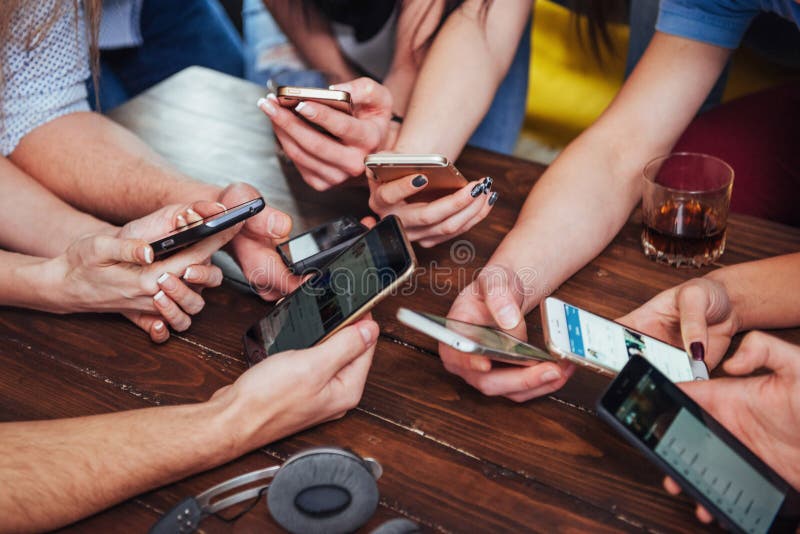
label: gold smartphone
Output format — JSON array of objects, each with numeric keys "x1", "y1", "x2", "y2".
[
  {"x1": 364, "y1": 153, "x2": 468, "y2": 192},
  {"x1": 243, "y1": 215, "x2": 416, "y2": 365},
  {"x1": 275, "y1": 86, "x2": 353, "y2": 114}
]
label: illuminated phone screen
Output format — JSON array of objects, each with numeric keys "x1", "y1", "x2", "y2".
[
  {"x1": 611, "y1": 367, "x2": 787, "y2": 534},
  {"x1": 278, "y1": 217, "x2": 364, "y2": 264},
  {"x1": 546, "y1": 299, "x2": 695, "y2": 382},
  {"x1": 248, "y1": 218, "x2": 411, "y2": 355}
]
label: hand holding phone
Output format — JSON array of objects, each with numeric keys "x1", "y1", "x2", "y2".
[
  {"x1": 598, "y1": 355, "x2": 800, "y2": 533},
  {"x1": 542, "y1": 297, "x2": 709, "y2": 382},
  {"x1": 244, "y1": 216, "x2": 416, "y2": 364},
  {"x1": 397, "y1": 308, "x2": 553, "y2": 366},
  {"x1": 149, "y1": 198, "x2": 265, "y2": 260}
]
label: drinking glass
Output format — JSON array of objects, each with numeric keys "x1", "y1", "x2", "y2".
[{"x1": 641, "y1": 153, "x2": 734, "y2": 267}]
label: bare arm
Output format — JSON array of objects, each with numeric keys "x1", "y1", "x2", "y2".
[
  {"x1": 391, "y1": 0, "x2": 533, "y2": 159},
  {"x1": 0, "y1": 157, "x2": 113, "y2": 257},
  {"x1": 0, "y1": 319, "x2": 378, "y2": 532},
  {"x1": 8, "y1": 112, "x2": 219, "y2": 225},
  {"x1": 487, "y1": 33, "x2": 732, "y2": 310},
  {"x1": 707, "y1": 253, "x2": 800, "y2": 331}
]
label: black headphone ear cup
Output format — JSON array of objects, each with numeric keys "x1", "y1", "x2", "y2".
[
  {"x1": 370, "y1": 518, "x2": 422, "y2": 534},
  {"x1": 267, "y1": 452, "x2": 379, "y2": 534}
]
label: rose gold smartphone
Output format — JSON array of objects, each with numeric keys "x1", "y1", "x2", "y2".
[
  {"x1": 243, "y1": 215, "x2": 416, "y2": 365},
  {"x1": 276, "y1": 86, "x2": 353, "y2": 114},
  {"x1": 364, "y1": 153, "x2": 468, "y2": 192}
]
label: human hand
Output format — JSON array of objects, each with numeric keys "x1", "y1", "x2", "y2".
[
  {"x1": 368, "y1": 175, "x2": 496, "y2": 247},
  {"x1": 661, "y1": 332, "x2": 800, "y2": 524},
  {"x1": 213, "y1": 318, "x2": 379, "y2": 447},
  {"x1": 440, "y1": 265, "x2": 574, "y2": 402},
  {"x1": 217, "y1": 183, "x2": 303, "y2": 301},
  {"x1": 618, "y1": 277, "x2": 741, "y2": 371},
  {"x1": 44, "y1": 202, "x2": 240, "y2": 342},
  {"x1": 259, "y1": 77, "x2": 393, "y2": 190}
]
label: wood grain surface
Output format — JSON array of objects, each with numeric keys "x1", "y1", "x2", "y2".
[{"x1": 2, "y1": 67, "x2": 798, "y2": 533}]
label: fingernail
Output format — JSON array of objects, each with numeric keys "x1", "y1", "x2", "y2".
[
  {"x1": 358, "y1": 324, "x2": 376, "y2": 346},
  {"x1": 185, "y1": 208, "x2": 201, "y2": 220},
  {"x1": 541, "y1": 370, "x2": 562, "y2": 383},
  {"x1": 488, "y1": 192, "x2": 499, "y2": 206},
  {"x1": 482, "y1": 177, "x2": 493, "y2": 193},
  {"x1": 157, "y1": 272, "x2": 177, "y2": 291},
  {"x1": 154, "y1": 321, "x2": 165, "y2": 332},
  {"x1": 470, "y1": 183, "x2": 485, "y2": 198},
  {"x1": 412, "y1": 174, "x2": 427, "y2": 188},
  {"x1": 154, "y1": 290, "x2": 167, "y2": 305},
  {"x1": 143, "y1": 246, "x2": 154, "y2": 264},
  {"x1": 496, "y1": 304, "x2": 522, "y2": 330},
  {"x1": 295, "y1": 101, "x2": 315, "y2": 118},
  {"x1": 176, "y1": 214, "x2": 187, "y2": 227},
  {"x1": 183, "y1": 267, "x2": 194, "y2": 281},
  {"x1": 690, "y1": 342, "x2": 705, "y2": 361},
  {"x1": 267, "y1": 212, "x2": 291, "y2": 236},
  {"x1": 259, "y1": 95, "x2": 276, "y2": 115},
  {"x1": 471, "y1": 357, "x2": 491, "y2": 372}
]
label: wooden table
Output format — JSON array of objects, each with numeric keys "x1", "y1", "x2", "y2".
[{"x1": 3, "y1": 67, "x2": 800, "y2": 533}]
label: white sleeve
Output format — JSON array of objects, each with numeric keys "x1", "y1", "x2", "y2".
[{"x1": 1, "y1": 1, "x2": 91, "y2": 156}]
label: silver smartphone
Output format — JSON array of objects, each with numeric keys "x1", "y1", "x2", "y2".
[
  {"x1": 396, "y1": 308, "x2": 553, "y2": 365},
  {"x1": 541, "y1": 297, "x2": 708, "y2": 381},
  {"x1": 364, "y1": 153, "x2": 468, "y2": 191}
]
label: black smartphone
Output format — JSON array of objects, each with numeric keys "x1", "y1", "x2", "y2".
[
  {"x1": 276, "y1": 216, "x2": 368, "y2": 274},
  {"x1": 598, "y1": 356, "x2": 800, "y2": 534},
  {"x1": 243, "y1": 215, "x2": 416, "y2": 364},
  {"x1": 149, "y1": 198, "x2": 265, "y2": 260}
]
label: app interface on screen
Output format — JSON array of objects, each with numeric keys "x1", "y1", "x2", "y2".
[
  {"x1": 563, "y1": 303, "x2": 694, "y2": 382},
  {"x1": 614, "y1": 372, "x2": 785, "y2": 534},
  {"x1": 261, "y1": 227, "x2": 403, "y2": 354},
  {"x1": 287, "y1": 233, "x2": 321, "y2": 262}
]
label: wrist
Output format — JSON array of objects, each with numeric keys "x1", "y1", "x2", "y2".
[
  {"x1": 205, "y1": 384, "x2": 279, "y2": 458},
  {"x1": 488, "y1": 231, "x2": 553, "y2": 313},
  {"x1": 704, "y1": 269, "x2": 745, "y2": 334},
  {"x1": 10, "y1": 256, "x2": 71, "y2": 314}
]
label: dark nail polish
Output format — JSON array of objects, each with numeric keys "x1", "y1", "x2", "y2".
[
  {"x1": 488, "y1": 192, "x2": 498, "y2": 206},
  {"x1": 482, "y1": 177, "x2": 493, "y2": 194},
  {"x1": 470, "y1": 183, "x2": 485, "y2": 197},
  {"x1": 412, "y1": 174, "x2": 427, "y2": 188},
  {"x1": 690, "y1": 341, "x2": 705, "y2": 361}
]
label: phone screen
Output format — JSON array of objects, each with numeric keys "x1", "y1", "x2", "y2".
[
  {"x1": 247, "y1": 217, "x2": 412, "y2": 357},
  {"x1": 605, "y1": 361, "x2": 791, "y2": 534},
  {"x1": 545, "y1": 298, "x2": 695, "y2": 382},
  {"x1": 278, "y1": 217, "x2": 365, "y2": 264},
  {"x1": 419, "y1": 312, "x2": 552, "y2": 361}
]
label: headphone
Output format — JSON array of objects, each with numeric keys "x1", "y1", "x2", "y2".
[{"x1": 149, "y1": 447, "x2": 420, "y2": 534}]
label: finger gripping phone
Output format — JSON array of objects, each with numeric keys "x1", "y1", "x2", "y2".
[
  {"x1": 542, "y1": 297, "x2": 709, "y2": 382},
  {"x1": 149, "y1": 198, "x2": 265, "y2": 260},
  {"x1": 277, "y1": 216, "x2": 368, "y2": 275},
  {"x1": 243, "y1": 215, "x2": 416, "y2": 364},
  {"x1": 599, "y1": 356, "x2": 800, "y2": 534},
  {"x1": 396, "y1": 308, "x2": 554, "y2": 365},
  {"x1": 276, "y1": 86, "x2": 353, "y2": 115},
  {"x1": 364, "y1": 154, "x2": 468, "y2": 192}
]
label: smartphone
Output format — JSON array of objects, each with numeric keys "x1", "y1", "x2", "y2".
[
  {"x1": 396, "y1": 308, "x2": 553, "y2": 365},
  {"x1": 243, "y1": 215, "x2": 416, "y2": 364},
  {"x1": 598, "y1": 356, "x2": 800, "y2": 534},
  {"x1": 364, "y1": 153, "x2": 468, "y2": 192},
  {"x1": 276, "y1": 216, "x2": 368, "y2": 275},
  {"x1": 541, "y1": 297, "x2": 708, "y2": 382},
  {"x1": 276, "y1": 86, "x2": 353, "y2": 114},
  {"x1": 149, "y1": 198, "x2": 265, "y2": 260}
]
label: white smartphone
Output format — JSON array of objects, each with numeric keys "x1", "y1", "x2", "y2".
[
  {"x1": 541, "y1": 297, "x2": 708, "y2": 382},
  {"x1": 364, "y1": 153, "x2": 468, "y2": 191},
  {"x1": 396, "y1": 308, "x2": 554, "y2": 365}
]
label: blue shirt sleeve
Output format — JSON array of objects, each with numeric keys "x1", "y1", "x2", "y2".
[
  {"x1": 1, "y1": 2, "x2": 91, "y2": 156},
  {"x1": 657, "y1": 0, "x2": 761, "y2": 49}
]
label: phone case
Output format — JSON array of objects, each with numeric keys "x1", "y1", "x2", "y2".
[
  {"x1": 364, "y1": 154, "x2": 467, "y2": 191},
  {"x1": 276, "y1": 86, "x2": 353, "y2": 114}
]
